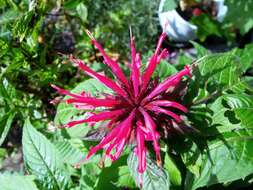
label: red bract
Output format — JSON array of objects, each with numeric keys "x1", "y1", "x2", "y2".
[{"x1": 52, "y1": 30, "x2": 191, "y2": 176}]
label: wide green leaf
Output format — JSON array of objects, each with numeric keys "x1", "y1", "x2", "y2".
[
  {"x1": 0, "y1": 173, "x2": 38, "y2": 190},
  {"x1": 190, "y1": 53, "x2": 243, "y2": 105},
  {"x1": 184, "y1": 129, "x2": 253, "y2": 190},
  {"x1": 210, "y1": 94, "x2": 253, "y2": 133},
  {"x1": 230, "y1": 44, "x2": 253, "y2": 72},
  {"x1": 184, "y1": 93, "x2": 253, "y2": 189},
  {"x1": 195, "y1": 53, "x2": 242, "y2": 90},
  {"x1": 55, "y1": 140, "x2": 84, "y2": 165},
  {"x1": 22, "y1": 119, "x2": 71, "y2": 190},
  {"x1": 128, "y1": 152, "x2": 170, "y2": 190}
]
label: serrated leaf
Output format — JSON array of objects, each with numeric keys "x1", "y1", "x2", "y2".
[
  {"x1": 210, "y1": 94, "x2": 253, "y2": 133},
  {"x1": 128, "y1": 152, "x2": 170, "y2": 190},
  {"x1": 22, "y1": 119, "x2": 71, "y2": 190},
  {"x1": 195, "y1": 53, "x2": 242, "y2": 90},
  {"x1": 191, "y1": 41, "x2": 209, "y2": 58},
  {"x1": 0, "y1": 173, "x2": 38, "y2": 190},
  {"x1": 230, "y1": 44, "x2": 253, "y2": 72},
  {"x1": 55, "y1": 140, "x2": 84, "y2": 165},
  {"x1": 184, "y1": 129, "x2": 253, "y2": 190},
  {"x1": 0, "y1": 111, "x2": 15, "y2": 146}
]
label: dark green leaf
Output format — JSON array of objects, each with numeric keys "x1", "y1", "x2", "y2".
[
  {"x1": 113, "y1": 166, "x2": 136, "y2": 188},
  {"x1": 0, "y1": 111, "x2": 15, "y2": 146},
  {"x1": 80, "y1": 163, "x2": 101, "y2": 190},
  {"x1": 155, "y1": 60, "x2": 178, "y2": 80},
  {"x1": 184, "y1": 129, "x2": 253, "y2": 190},
  {"x1": 211, "y1": 94, "x2": 253, "y2": 132}
]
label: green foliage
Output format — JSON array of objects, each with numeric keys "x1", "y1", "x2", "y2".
[
  {"x1": 224, "y1": 0, "x2": 253, "y2": 35},
  {"x1": 22, "y1": 119, "x2": 71, "y2": 190},
  {"x1": 0, "y1": 111, "x2": 15, "y2": 146},
  {"x1": 164, "y1": 153, "x2": 182, "y2": 186},
  {"x1": 128, "y1": 151, "x2": 170, "y2": 190},
  {"x1": 0, "y1": 173, "x2": 39, "y2": 190},
  {"x1": 184, "y1": 128, "x2": 253, "y2": 190},
  {"x1": 191, "y1": 14, "x2": 223, "y2": 41}
]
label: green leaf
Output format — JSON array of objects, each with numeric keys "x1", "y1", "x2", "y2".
[
  {"x1": 184, "y1": 129, "x2": 253, "y2": 190},
  {"x1": 54, "y1": 79, "x2": 111, "y2": 137},
  {"x1": 210, "y1": 94, "x2": 253, "y2": 133},
  {"x1": 184, "y1": 93, "x2": 253, "y2": 189},
  {"x1": 0, "y1": 173, "x2": 39, "y2": 190},
  {"x1": 114, "y1": 166, "x2": 136, "y2": 188},
  {"x1": 164, "y1": 153, "x2": 182, "y2": 186},
  {"x1": 191, "y1": 14, "x2": 222, "y2": 41},
  {"x1": 190, "y1": 41, "x2": 209, "y2": 58},
  {"x1": 194, "y1": 53, "x2": 242, "y2": 91},
  {"x1": 128, "y1": 152, "x2": 170, "y2": 190},
  {"x1": 13, "y1": 10, "x2": 35, "y2": 41},
  {"x1": 95, "y1": 156, "x2": 132, "y2": 190},
  {"x1": 22, "y1": 119, "x2": 71, "y2": 190},
  {"x1": 230, "y1": 44, "x2": 253, "y2": 72},
  {"x1": 155, "y1": 60, "x2": 178, "y2": 80},
  {"x1": 80, "y1": 163, "x2": 101, "y2": 190},
  {"x1": 55, "y1": 140, "x2": 84, "y2": 165},
  {"x1": 76, "y1": 3, "x2": 88, "y2": 22},
  {"x1": 0, "y1": 111, "x2": 15, "y2": 146}
]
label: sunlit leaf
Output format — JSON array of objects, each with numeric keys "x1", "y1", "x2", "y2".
[{"x1": 22, "y1": 119, "x2": 71, "y2": 190}]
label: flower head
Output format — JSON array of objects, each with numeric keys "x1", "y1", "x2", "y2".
[{"x1": 52, "y1": 30, "x2": 191, "y2": 175}]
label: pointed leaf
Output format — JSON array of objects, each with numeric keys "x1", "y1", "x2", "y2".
[{"x1": 22, "y1": 119, "x2": 71, "y2": 190}]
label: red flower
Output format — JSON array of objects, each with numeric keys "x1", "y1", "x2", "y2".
[
  {"x1": 52, "y1": 30, "x2": 191, "y2": 175},
  {"x1": 193, "y1": 8, "x2": 203, "y2": 16}
]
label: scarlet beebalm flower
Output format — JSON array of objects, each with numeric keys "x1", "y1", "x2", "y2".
[{"x1": 52, "y1": 30, "x2": 191, "y2": 175}]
